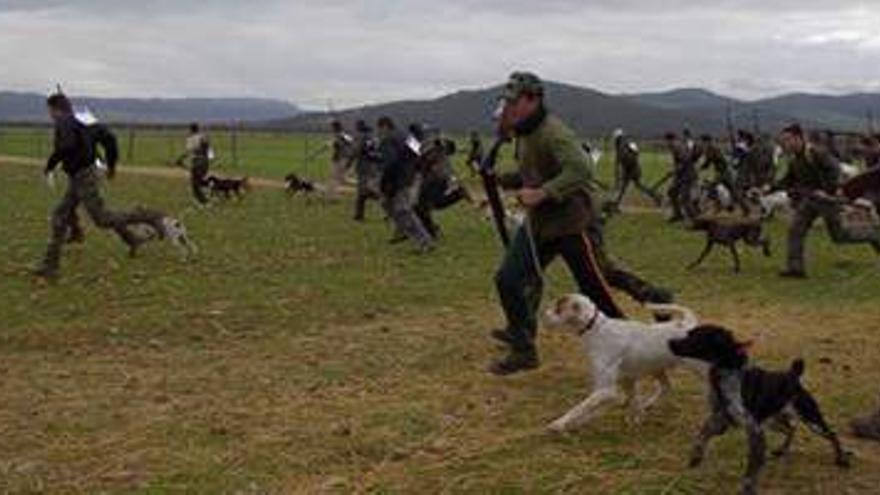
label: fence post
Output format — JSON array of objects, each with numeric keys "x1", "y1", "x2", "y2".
[
  {"x1": 230, "y1": 122, "x2": 239, "y2": 169},
  {"x1": 167, "y1": 127, "x2": 175, "y2": 164},
  {"x1": 127, "y1": 126, "x2": 135, "y2": 163}
]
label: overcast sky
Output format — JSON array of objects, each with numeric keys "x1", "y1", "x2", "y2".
[{"x1": 1, "y1": 0, "x2": 879, "y2": 108}]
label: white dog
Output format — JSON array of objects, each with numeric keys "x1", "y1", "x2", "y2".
[
  {"x1": 542, "y1": 293, "x2": 704, "y2": 432},
  {"x1": 747, "y1": 188, "x2": 791, "y2": 219}
]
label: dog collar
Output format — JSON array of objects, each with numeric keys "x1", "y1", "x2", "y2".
[{"x1": 577, "y1": 308, "x2": 601, "y2": 336}]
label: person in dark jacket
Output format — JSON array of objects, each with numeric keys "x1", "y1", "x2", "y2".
[
  {"x1": 376, "y1": 116, "x2": 435, "y2": 252},
  {"x1": 610, "y1": 129, "x2": 661, "y2": 209},
  {"x1": 33, "y1": 93, "x2": 166, "y2": 280},
  {"x1": 61, "y1": 121, "x2": 120, "y2": 243},
  {"x1": 665, "y1": 132, "x2": 699, "y2": 222},
  {"x1": 777, "y1": 124, "x2": 880, "y2": 278}
]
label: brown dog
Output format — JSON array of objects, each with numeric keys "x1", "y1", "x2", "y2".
[{"x1": 688, "y1": 217, "x2": 771, "y2": 273}]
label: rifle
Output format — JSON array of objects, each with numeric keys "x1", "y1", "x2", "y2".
[
  {"x1": 479, "y1": 133, "x2": 511, "y2": 247},
  {"x1": 725, "y1": 103, "x2": 736, "y2": 156}
]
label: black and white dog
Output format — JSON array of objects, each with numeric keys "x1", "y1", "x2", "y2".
[
  {"x1": 668, "y1": 325, "x2": 851, "y2": 495},
  {"x1": 284, "y1": 173, "x2": 318, "y2": 198}
]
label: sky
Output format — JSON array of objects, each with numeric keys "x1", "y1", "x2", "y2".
[{"x1": 1, "y1": 0, "x2": 879, "y2": 109}]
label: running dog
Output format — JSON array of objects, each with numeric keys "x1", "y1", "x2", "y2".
[
  {"x1": 284, "y1": 173, "x2": 318, "y2": 198},
  {"x1": 688, "y1": 217, "x2": 771, "y2": 273},
  {"x1": 205, "y1": 175, "x2": 249, "y2": 200},
  {"x1": 130, "y1": 215, "x2": 197, "y2": 260},
  {"x1": 668, "y1": 325, "x2": 851, "y2": 495},
  {"x1": 542, "y1": 293, "x2": 704, "y2": 432},
  {"x1": 747, "y1": 189, "x2": 791, "y2": 220}
]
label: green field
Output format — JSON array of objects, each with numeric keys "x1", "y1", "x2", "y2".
[{"x1": 1, "y1": 129, "x2": 879, "y2": 494}]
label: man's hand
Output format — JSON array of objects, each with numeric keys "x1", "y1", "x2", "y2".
[{"x1": 517, "y1": 187, "x2": 548, "y2": 208}]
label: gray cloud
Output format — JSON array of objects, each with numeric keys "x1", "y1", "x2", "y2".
[{"x1": 1, "y1": 1, "x2": 878, "y2": 108}]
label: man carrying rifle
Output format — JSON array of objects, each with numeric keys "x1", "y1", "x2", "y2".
[
  {"x1": 487, "y1": 72, "x2": 627, "y2": 375},
  {"x1": 778, "y1": 124, "x2": 880, "y2": 278}
]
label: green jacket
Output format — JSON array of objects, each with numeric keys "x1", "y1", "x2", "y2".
[
  {"x1": 779, "y1": 145, "x2": 840, "y2": 199},
  {"x1": 499, "y1": 107, "x2": 595, "y2": 239}
]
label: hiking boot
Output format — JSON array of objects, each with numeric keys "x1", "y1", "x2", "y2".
[
  {"x1": 643, "y1": 286, "x2": 675, "y2": 305},
  {"x1": 388, "y1": 234, "x2": 408, "y2": 245},
  {"x1": 488, "y1": 349, "x2": 539, "y2": 376},
  {"x1": 779, "y1": 269, "x2": 807, "y2": 279},
  {"x1": 490, "y1": 328, "x2": 515, "y2": 346},
  {"x1": 851, "y1": 408, "x2": 880, "y2": 441},
  {"x1": 413, "y1": 243, "x2": 436, "y2": 255}
]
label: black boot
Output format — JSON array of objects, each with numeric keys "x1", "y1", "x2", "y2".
[
  {"x1": 31, "y1": 263, "x2": 59, "y2": 281},
  {"x1": 488, "y1": 348, "x2": 539, "y2": 376},
  {"x1": 779, "y1": 269, "x2": 807, "y2": 279},
  {"x1": 851, "y1": 403, "x2": 880, "y2": 441}
]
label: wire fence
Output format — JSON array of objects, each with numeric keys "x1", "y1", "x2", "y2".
[{"x1": 0, "y1": 124, "x2": 332, "y2": 181}]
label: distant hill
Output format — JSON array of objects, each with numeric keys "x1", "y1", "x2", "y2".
[
  {"x1": 625, "y1": 88, "x2": 737, "y2": 111},
  {"x1": 265, "y1": 81, "x2": 721, "y2": 138},
  {"x1": 0, "y1": 92, "x2": 301, "y2": 124},
  {"x1": 629, "y1": 89, "x2": 880, "y2": 134},
  {"x1": 746, "y1": 93, "x2": 880, "y2": 131}
]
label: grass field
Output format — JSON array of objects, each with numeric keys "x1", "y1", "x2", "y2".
[{"x1": 1, "y1": 129, "x2": 879, "y2": 494}]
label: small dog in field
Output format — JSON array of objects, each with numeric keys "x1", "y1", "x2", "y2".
[
  {"x1": 161, "y1": 217, "x2": 198, "y2": 260},
  {"x1": 541, "y1": 293, "x2": 705, "y2": 432},
  {"x1": 668, "y1": 325, "x2": 851, "y2": 495},
  {"x1": 130, "y1": 216, "x2": 197, "y2": 260},
  {"x1": 284, "y1": 173, "x2": 317, "y2": 198},
  {"x1": 688, "y1": 217, "x2": 771, "y2": 273},
  {"x1": 205, "y1": 175, "x2": 249, "y2": 199}
]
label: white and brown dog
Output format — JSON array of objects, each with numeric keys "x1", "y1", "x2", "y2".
[{"x1": 542, "y1": 293, "x2": 705, "y2": 432}]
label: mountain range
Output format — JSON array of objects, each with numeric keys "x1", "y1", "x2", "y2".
[
  {"x1": 0, "y1": 92, "x2": 300, "y2": 124},
  {"x1": 270, "y1": 84, "x2": 880, "y2": 137},
  {"x1": 2, "y1": 84, "x2": 879, "y2": 137}
]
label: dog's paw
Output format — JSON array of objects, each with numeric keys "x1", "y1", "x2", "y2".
[
  {"x1": 771, "y1": 448, "x2": 788, "y2": 458},
  {"x1": 546, "y1": 419, "x2": 570, "y2": 434},
  {"x1": 688, "y1": 452, "x2": 704, "y2": 468}
]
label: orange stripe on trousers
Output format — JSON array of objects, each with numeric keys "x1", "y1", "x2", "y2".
[{"x1": 579, "y1": 233, "x2": 623, "y2": 316}]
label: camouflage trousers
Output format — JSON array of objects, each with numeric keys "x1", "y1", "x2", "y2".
[
  {"x1": 40, "y1": 168, "x2": 164, "y2": 272},
  {"x1": 787, "y1": 197, "x2": 880, "y2": 273}
]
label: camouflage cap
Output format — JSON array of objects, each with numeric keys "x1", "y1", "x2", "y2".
[{"x1": 501, "y1": 71, "x2": 544, "y2": 101}]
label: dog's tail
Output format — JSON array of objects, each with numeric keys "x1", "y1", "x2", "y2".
[
  {"x1": 644, "y1": 304, "x2": 698, "y2": 327},
  {"x1": 790, "y1": 358, "x2": 806, "y2": 378}
]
